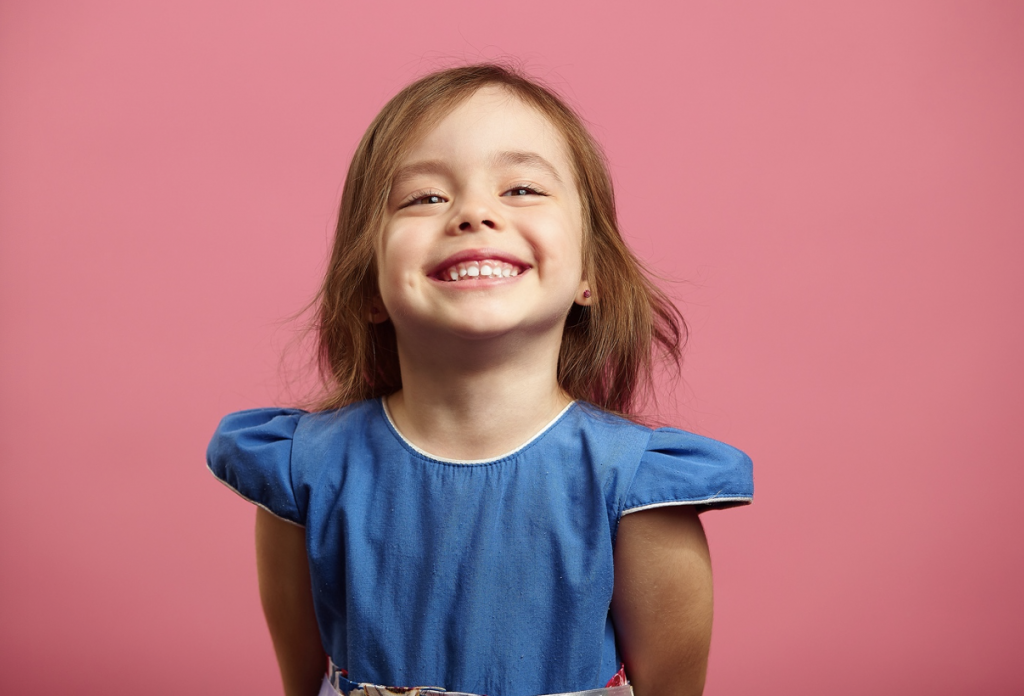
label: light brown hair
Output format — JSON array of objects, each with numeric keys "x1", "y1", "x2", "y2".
[{"x1": 311, "y1": 63, "x2": 685, "y2": 417}]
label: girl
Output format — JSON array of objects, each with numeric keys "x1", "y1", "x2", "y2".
[{"x1": 208, "y1": 64, "x2": 752, "y2": 696}]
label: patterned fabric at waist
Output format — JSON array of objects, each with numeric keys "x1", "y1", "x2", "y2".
[{"x1": 320, "y1": 660, "x2": 633, "y2": 696}]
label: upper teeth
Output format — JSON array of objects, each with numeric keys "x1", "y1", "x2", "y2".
[{"x1": 441, "y1": 260, "x2": 522, "y2": 282}]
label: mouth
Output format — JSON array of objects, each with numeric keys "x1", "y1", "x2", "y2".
[{"x1": 428, "y1": 249, "x2": 531, "y2": 283}]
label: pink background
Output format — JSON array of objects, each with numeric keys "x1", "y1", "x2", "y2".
[{"x1": 2, "y1": 1, "x2": 1022, "y2": 694}]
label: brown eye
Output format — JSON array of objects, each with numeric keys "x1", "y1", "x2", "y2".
[
  {"x1": 503, "y1": 185, "x2": 543, "y2": 197},
  {"x1": 415, "y1": 194, "x2": 445, "y2": 205},
  {"x1": 402, "y1": 192, "x2": 447, "y2": 208}
]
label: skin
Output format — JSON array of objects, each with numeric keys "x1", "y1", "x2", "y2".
[
  {"x1": 612, "y1": 507, "x2": 714, "y2": 696},
  {"x1": 377, "y1": 86, "x2": 591, "y2": 460},
  {"x1": 255, "y1": 509, "x2": 325, "y2": 696},
  {"x1": 258, "y1": 87, "x2": 714, "y2": 696}
]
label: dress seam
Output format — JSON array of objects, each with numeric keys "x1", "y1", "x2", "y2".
[
  {"x1": 378, "y1": 398, "x2": 577, "y2": 467},
  {"x1": 611, "y1": 427, "x2": 655, "y2": 544},
  {"x1": 621, "y1": 495, "x2": 754, "y2": 515}
]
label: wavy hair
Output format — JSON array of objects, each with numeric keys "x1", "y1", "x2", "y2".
[{"x1": 310, "y1": 63, "x2": 685, "y2": 417}]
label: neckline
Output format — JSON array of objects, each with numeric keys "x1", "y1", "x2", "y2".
[{"x1": 379, "y1": 397, "x2": 576, "y2": 465}]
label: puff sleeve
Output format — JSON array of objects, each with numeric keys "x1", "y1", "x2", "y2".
[
  {"x1": 206, "y1": 408, "x2": 307, "y2": 526},
  {"x1": 620, "y1": 428, "x2": 753, "y2": 516}
]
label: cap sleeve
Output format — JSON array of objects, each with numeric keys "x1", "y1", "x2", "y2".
[
  {"x1": 206, "y1": 408, "x2": 307, "y2": 526},
  {"x1": 620, "y1": 428, "x2": 753, "y2": 516}
]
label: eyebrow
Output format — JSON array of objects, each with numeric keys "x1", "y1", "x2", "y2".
[
  {"x1": 490, "y1": 150, "x2": 564, "y2": 184},
  {"x1": 391, "y1": 160, "x2": 456, "y2": 188},
  {"x1": 391, "y1": 150, "x2": 565, "y2": 188}
]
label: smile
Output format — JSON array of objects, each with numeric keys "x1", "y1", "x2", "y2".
[
  {"x1": 435, "y1": 259, "x2": 525, "y2": 282},
  {"x1": 428, "y1": 249, "x2": 532, "y2": 283}
]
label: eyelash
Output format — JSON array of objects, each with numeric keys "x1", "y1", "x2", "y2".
[
  {"x1": 503, "y1": 184, "x2": 548, "y2": 198},
  {"x1": 400, "y1": 190, "x2": 447, "y2": 208},
  {"x1": 399, "y1": 184, "x2": 548, "y2": 208}
]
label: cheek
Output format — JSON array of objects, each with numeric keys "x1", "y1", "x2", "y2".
[
  {"x1": 556, "y1": 214, "x2": 586, "y2": 269},
  {"x1": 374, "y1": 240, "x2": 400, "y2": 301},
  {"x1": 376, "y1": 232, "x2": 422, "y2": 301},
  {"x1": 378, "y1": 223, "x2": 409, "y2": 269}
]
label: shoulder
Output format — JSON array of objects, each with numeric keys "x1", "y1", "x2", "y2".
[
  {"x1": 212, "y1": 398, "x2": 379, "y2": 436},
  {"x1": 645, "y1": 425, "x2": 753, "y2": 474},
  {"x1": 209, "y1": 399, "x2": 386, "y2": 462},
  {"x1": 292, "y1": 398, "x2": 380, "y2": 438},
  {"x1": 569, "y1": 403, "x2": 654, "y2": 456},
  {"x1": 206, "y1": 407, "x2": 308, "y2": 524},
  {"x1": 622, "y1": 423, "x2": 754, "y2": 516},
  {"x1": 208, "y1": 407, "x2": 307, "y2": 467},
  {"x1": 282, "y1": 399, "x2": 392, "y2": 472},
  {"x1": 206, "y1": 400, "x2": 383, "y2": 525},
  {"x1": 568, "y1": 405, "x2": 754, "y2": 519}
]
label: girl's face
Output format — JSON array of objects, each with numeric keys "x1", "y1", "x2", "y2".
[{"x1": 377, "y1": 86, "x2": 590, "y2": 346}]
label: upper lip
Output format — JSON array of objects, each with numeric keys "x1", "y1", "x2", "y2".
[{"x1": 428, "y1": 248, "x2": 532, "y2": 276}]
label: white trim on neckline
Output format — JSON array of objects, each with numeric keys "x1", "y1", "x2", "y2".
[{"x1": 380, "y1": 398, "x2": 576, "y2": 464}]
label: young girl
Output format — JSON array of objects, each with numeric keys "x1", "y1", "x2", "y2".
[{"x1": 208, "y1": 64, "x2": 752, "y2": 696}]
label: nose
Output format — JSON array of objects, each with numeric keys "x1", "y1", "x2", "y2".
[
  {"x1": 449, "y1": 192, "x2": 503, "y2": 234},
  {"x1": 459, "y1": 217, "x2": 496, "y2": 231}
]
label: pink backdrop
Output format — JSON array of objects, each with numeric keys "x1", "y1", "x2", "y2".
[{"x1": 2, "y1": 1, "x2": 1022, "y2": 694}]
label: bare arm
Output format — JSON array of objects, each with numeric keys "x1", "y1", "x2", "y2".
[
  {"x1": 255, "y1": 508, "x2": 327, "y2": 696},
  {"x1": 611, "y1": 506, "x2": 714, "y2": 696}
]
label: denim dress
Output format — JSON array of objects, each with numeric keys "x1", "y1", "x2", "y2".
[{"x1": 208, "y1": 399, "x2": 752, "y2": 696}]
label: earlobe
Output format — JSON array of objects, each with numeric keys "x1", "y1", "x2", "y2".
[
  {"x1": 368, "y1": 298, "x2": 390, "y2": 324},
  {"x1": 575, "y1": 283, "x2": 594, "y2": 306}
]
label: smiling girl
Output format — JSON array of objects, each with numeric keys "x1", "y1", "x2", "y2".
[{"x1": 208, "y1": 64, "x2": 752, "y2": 696}]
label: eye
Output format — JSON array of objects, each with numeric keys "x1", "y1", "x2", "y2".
[
  {"x1": 401, "y1": 191, "x2": 448, "y2": 208},
  {"x1": 503, "y1": 184, "x2": 546, "y2": 198}
]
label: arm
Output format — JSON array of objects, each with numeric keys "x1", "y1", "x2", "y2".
[
  {"x1": 255, "y1": 508, "x2": 327, "y2": 696},
  {"x1": 611, "y1": 506, "x2": 714, "y2": 696}
]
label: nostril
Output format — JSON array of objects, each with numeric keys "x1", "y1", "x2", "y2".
[{"x1": 458, "y1": 219, "x2": 496, "y2": 231}]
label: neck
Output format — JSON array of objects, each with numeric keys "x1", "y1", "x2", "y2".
[{"x1": 386, "y1": 331, "x2": 572, "y2": 460}]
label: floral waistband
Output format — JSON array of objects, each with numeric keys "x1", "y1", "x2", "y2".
[{"x1": 321, "y1": 661, "x2": 632, "y2": 696}]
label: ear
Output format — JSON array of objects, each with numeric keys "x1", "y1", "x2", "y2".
[
  {"x1": 574, "y1": 280, "x2": 594, "y2": 306},
  {"x1": 368, "y1": 297, "x2": 390, "y2": 324}
]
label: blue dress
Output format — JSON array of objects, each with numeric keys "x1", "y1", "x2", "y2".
[{"x1": 207, "y1": 399, "x2": 752, "y2": 696}]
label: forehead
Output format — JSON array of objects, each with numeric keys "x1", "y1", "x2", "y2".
[{"x1": 399, "y1": 86, "x2": 573, "y2": 175}]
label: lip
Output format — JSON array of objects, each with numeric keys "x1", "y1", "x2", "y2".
[{"x1": 427, "y1": 248, "x2": 532, "y2": 277}]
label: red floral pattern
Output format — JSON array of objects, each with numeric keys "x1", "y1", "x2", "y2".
[{"x1": 604, "y1": 665, "x2": 629, "y2": 688}]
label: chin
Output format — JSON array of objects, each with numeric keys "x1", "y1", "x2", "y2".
[{"x1": 446, "y1": 322, "x2": 520, "y2": 341}]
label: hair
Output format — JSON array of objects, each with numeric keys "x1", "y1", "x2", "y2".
[{"x1": 310, "y1": 62, "x2": 685, "y2": 418}]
